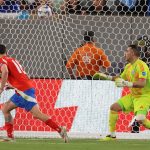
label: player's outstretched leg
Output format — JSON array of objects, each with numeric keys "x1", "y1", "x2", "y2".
[{"x1": 30, "y1": 105, "x2": 69, "y2": 143}]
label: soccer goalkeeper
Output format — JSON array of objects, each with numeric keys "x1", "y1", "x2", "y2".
[{"x1": 93, "y1": 44, "x2": 150, "y2": 140}]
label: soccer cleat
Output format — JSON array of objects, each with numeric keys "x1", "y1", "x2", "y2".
[
  {"x1": 100, "y1": 135, "x2": 116, "y2": 141},
  {"x1": 59, "y1": 126, "x2": 69, "y2": 143}
]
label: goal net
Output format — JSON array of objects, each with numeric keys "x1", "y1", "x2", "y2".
[{"x1": 0, "y1": 0, "x2": 150, "y2": 139}]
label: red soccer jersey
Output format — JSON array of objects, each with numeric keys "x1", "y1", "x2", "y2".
[{"x1": 0, "y1": 56, "x2": 34, "y2": 91}]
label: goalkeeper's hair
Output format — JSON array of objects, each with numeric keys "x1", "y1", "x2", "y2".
[
  {"x1": 0, "y1": 44, "x2": 6, "y2": 54},
  {"x1": 128, "y1": 44, "x2": 140, "y2": 57}
]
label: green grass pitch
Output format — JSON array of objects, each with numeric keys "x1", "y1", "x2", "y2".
[{"x1": 0, "y1": 138, "x2": 150, "y2": 150}]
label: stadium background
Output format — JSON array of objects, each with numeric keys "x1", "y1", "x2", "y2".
[
  {"x1": 0, "y1": 14, "x2": 150, "y2": 139},
  {"x1": 0, "y1": 15, "x2": 150, "y2": 78}
]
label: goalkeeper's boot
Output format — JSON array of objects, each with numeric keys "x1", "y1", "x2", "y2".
[
  {"x1": 59, "y1": 126, "x2": 69, "y2": 143},
  {"x1": 101, "y1": 135, "x2": 116, "y2": 141}
]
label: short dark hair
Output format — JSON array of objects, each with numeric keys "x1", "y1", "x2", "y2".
[
  {"x1": 84, "y1": 31, "x2": 94, "y2": 42},
  {"x1": 0, "y1": 44, "x2": 6, "y2": 54},
  {"x1": 128, "y1": 44, "x2": 140, "y2": 57}
]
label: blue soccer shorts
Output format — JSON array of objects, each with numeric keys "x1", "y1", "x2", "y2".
[{"x1": 10, "y1": 88, "x2": 37, "y2": 111}]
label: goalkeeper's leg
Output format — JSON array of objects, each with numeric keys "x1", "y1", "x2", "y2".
[
  {"x1": 135, "y1": 111, "x2": 150, "y2": 129},
  {"x1": 133, "y1": 98, "x2": 150, "y2": 129},
  {"x1": 131, "y1": 114, "x2": 150, "y2": 129},
  {"x1": 142, "y1": 118, "x2": 150, "y2": 128},
  {"x1": 103, "y1": 102, "x2": 122, "y2": 140}
]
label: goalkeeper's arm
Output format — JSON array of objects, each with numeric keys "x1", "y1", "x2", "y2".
[
  {"x1": 115, "y1": 78, "x2": 146, "y2": 88},
  {"x1": 92, "y1": 72, "x2": 119, "y2": 81},
  {"x1": 93, "y1": 73, "x2": 146, "y2": 88},
  {"x1": 132, "y1": 79, "x2": 146, "y2": 88}
]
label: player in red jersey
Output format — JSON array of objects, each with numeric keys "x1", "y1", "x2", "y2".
[{"x1": 0, "y1": 44, "x2": 68, "y2": 142}]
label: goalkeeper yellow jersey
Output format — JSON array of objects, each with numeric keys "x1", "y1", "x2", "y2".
[{"x1": 120, "y1": 59, "x2": 150, "y2": 96}]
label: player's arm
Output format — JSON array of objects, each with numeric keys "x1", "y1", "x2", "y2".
[
  {"x1": 92, "y1": 72, "x2": 119, "y2": 81},
  {"x1": 92, "y1": 61, "x2": 125, "y2": 82},
  {"x1": 92, "y1": 72, "x2": 134, "y2": 88},
  {"x1": 115, "y1": 78, "x2": 146, "y2": 88},
  {"x1": 0, "y1": 64, "x2": 9, "y2": 91},
  {"x1": 66, "y1": 67, "x2": 75, "y2": 79},
  {"x1": 132, "y1": 79, "x2": 146, "y2": 88},
  {"x1": 66, "y1": 60, "x2": 76, "y2": 79}
]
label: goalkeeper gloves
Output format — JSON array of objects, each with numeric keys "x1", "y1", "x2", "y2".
[
  {"x1": 92, "y1": 72, "x2": 112, "y2": 80},
  {"x1": 115, "y1": 78, "x2": 133, "y2": 87}
]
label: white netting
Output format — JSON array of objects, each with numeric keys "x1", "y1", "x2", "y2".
[{"x1": 0, "y1": 0, "x2": 150, "y2": 139}]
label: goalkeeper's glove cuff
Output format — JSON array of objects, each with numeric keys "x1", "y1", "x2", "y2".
[
  {"x1": 124, "y1": 81, "x2": 133, "y2": 87},
  {"x1": 115, "y1": 78, "x2": 133, "y2": 87},
  {"x1": 106, "y1": 75, "x2": 113, "y2": 81}
]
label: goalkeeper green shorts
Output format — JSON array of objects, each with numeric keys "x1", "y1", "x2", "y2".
[{"x1": 117, "y1": 94, "x2": 150, "y2": 115}]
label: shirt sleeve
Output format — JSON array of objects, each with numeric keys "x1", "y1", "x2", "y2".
[
  {"x1": 0, "y1": 60, "x2": 7, "y2": 67},
  {"x1": 138, "y1": 63, "x2": 149, "y2": 79},
  {"x1": 99, "y1": 50, "x2": 111, "y2": 68}
]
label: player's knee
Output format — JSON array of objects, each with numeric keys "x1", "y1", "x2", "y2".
[
  {"x1": 1, "y1": 105, "x2": 9, "y2": 114},
  {"x1": 110, "y1": 103, "x2": 122, "y2": 112},
  {"x1": 1, "y1": 107, "x2": 5, "y2": 113},
  {"x1": 135, "y1": 114, "x2": 146, "y2": 122}
]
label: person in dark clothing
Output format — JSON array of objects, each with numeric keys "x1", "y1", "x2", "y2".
[
  {"x1": 0, "y1": 0, "x2": 20, "y2": 13},
  {"x1": 60, "y1": 0, "x2": 83, "y2": 14}
]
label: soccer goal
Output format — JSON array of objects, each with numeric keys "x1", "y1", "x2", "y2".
[{"x1": 0, "y1": 0, "x2": 150, "y2": 139}]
